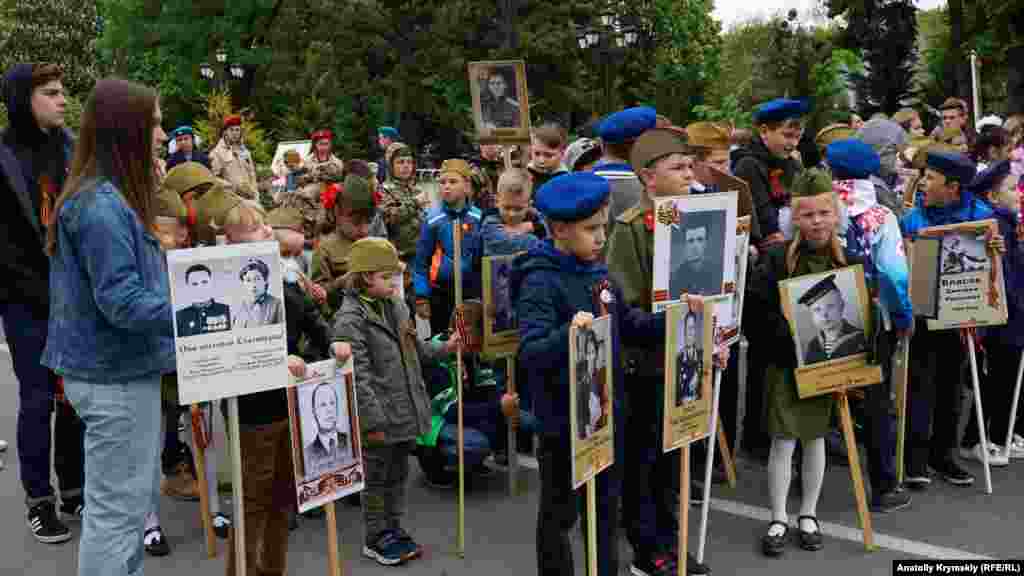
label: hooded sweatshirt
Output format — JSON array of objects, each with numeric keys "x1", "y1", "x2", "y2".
[
  {"x1": 0, "y1": 64, "x2": 73, "y2": 312},
  {"x1": 731, "y1": 135, "x2": 801, "y2": 244}
]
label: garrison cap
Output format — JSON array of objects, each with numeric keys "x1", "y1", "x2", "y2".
[
  {"x1": 154, "y1": 186, "x2": 188, "y2": 221},
  {"x1": 791, "y1": 168, "x2": 834, "y2": 198},
  {"x1": 630, "y1": 128, "x2": 691, "y2": 170},
  {"x1": 266, "y1": 206, "x2": 304, "y2": 233},
  {"x1": 814, "y1": 124, "x2": 855, "y2": 151},
  {"x1": 825, "y1": 139, "x2": 881, "y2": 180},
  {"x1": 597, "y1": 106, "x2": 657, "y2": 144},
  {"x1": 534, "y1": 172, "x2": 610, "y2": 222},
  {"x1": 925, "y1": 151, "x2": 977, "y2": 185},
  {"x1": 797, "y1": 274, "x2": 841, "y2": 306},
  {"x1": 346, "y1": 237, "x2": 402, "y2": 275},
  {"x1": 752, "y1": 98, "x2": 809, "y2": 124},
  {"x1": 685, "y1": 121, "x2": 731, "y2": 150}
]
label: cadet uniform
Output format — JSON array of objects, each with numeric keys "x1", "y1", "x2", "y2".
[
  {"x1": 210, "y1": 115, "x2": 259, "y2": 200},
  {"x1": 313, "y1": 174, "x2": 377, "y2": 314},
  {"x1": 606, "y1": 128, "x2": 710, "y2": 576},
  {"x1": 379, "y1": 143, "x2": 426, "y2": 263},
  {"x1": 593, "y1": 106, "x2": 657, "y2": 227}
]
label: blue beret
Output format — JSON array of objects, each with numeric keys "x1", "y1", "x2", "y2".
[
  {"x1": 968, "y1": 159, "x2": 1011, "y2": 196},
  {"x1": 926, "y1": 151, "x2": 977, "y2": 185},
  {"x1": 753, "y1": 98, "x2": 810, "y2": 124},
  {"x1": 172, "y1": 125, "x2": 194, "y2": 138},
  {"x1": 378, "y1": 126, "x2": 400, "y2": 139},
  {"x1": 825, "y1": 138, "x2": 880, "y2": 180},
  {"x1": 534, "y1": 173, "x2": 610, "y2": 222},
  {"x1": 597, "y1": 106, "x2": 657, "y2": 144}
]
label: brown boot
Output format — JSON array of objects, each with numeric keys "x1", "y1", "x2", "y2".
[{"x1": 161, "y1": 463, "x2": 200, "y2": 501}]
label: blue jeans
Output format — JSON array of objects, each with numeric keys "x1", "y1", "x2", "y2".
[
  {"x1": 65, "y1": 376, "x2": 161, "y2": 576},
  {"x1": 1, "y1": 302, "x2": 84, "y2": 504}
]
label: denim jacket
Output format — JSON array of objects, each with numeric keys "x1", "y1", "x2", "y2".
[{"x1": 42, "y1": 179, "x2": 175, "y2": 381}]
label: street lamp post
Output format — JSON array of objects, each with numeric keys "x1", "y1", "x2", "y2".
[
  {"x1": 576, "y1": 9, "x2": 641, "y2": 114},
  {"x1": 199, "y1": 48, "x2": 247, "y2": 104}
]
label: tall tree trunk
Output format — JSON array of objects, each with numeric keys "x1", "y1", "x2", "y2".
[{"x1": 948, "y1": 0, "x2": 971, "y2": 120}]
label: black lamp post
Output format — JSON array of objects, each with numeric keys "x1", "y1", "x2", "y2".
[
  {"x1": 199, "y1": 49, "x2": 247, "y2": 103},
  {"x1": 576, "y1": 9, "x2": 640, "y2": 114}
]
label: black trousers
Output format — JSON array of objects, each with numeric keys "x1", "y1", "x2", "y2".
[
  {"x1": 537, "y1": 435, "x2": 620, "y2": 576},
  {"x1": 906, "y1": 321, "x2": 964, "y2": 475}
]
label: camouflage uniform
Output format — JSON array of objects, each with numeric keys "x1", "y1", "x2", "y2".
[
  {"x1": 280, "y1": 153, "x2": 344, "y2": 243},
  {"x1": 379, "y1": 178, "x2": 426, "y2": 262}
]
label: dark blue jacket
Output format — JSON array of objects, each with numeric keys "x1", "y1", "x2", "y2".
[
  {"x1": 976, "y1": 198, "x2": 1023, "y2": 347},
  {"x1": 166, "y1": 149, "x2": 211, "y2": 171},
  {"x1": 510, "y1": 239, "x2": 664, "y2": 440}
]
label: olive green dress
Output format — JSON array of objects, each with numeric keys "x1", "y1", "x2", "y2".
[{"x1": 763, "y1": 248, "x2": 836, "y2": 441}]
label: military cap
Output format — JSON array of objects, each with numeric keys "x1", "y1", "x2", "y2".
[
  {"x1": 193, "y1": 182, "x2": 244, "y2": 236},
  {"x1": 752, "y1": 98, "x2": 809, "y2": 124},
  {"x1": 535, "y1": 172, "x2": 610, "y2": 222},
  {"x1": 378, "y1": 126, "x2": 400, "y2": 140},
  {"x1": 939, "y1": 97, "x2": 968, "y2": 112},
  {"x1": 239, "y1": 258, "x2": 270, "y2": 281},
  {"x1": 826, "y1": 138, "x2": 881, "y2": 180},
  {"x1": 967, "y1": 159, "x2": 1011, "y2": 197},
  {"x1": 171, "y1": 125, "x2": 194, "y2": 138},
  {"x1": 686, "y1": 121, "x2": 731, "y2": 150},
  {"x1": 340, "y1": 174, "x2": 375, "y2": 214},
  {"x1": 797, "y1": 274, "x2": 840, "y2": 306},
  {"x1": 925, "y1": 151, "x2": 977, "y2": 185},
  {"x1": 154, "y1": 185, "x2": 187, "y2": 221},
  {"x1": 815, "y1": 124, "x2": 856, "y2": 151},
  {"x1": 223, "y1": 114, "x2": 242, "y2": 128},
  {"x1": 597, "y1": 106, "x2": 657, "y2": 144},
  {"x1": 311, "y1": 129, "x2": 333, "y2": 143},
  {"x1": 791, "y1": 168, "x2": 834, "y2": 198},
  {"x1": 630, "y1": 128, "x2": 691, "y2": 170},
  {"x1": 440, "y1": 158, "x2": 474, "y2": 181},
  {"x1": 266, "y1": 206, "x2": 304, "y2": 233},
  {"x1": 907, "y1": 139, "x2": 954, "y2": 170},
  {"x1": 939, "y1": 127, "x2": 965, "y2": 145},
  {"x1": 386, "y1": 141, "x2": 413, "y2": 167},
  {"x1": 162, "y1": 162, "x2": 217, "y2": 199},
  {"x1": 346, "y1": 237, "x2": 402, "y2": 275},
  {"x1": 892, "y1": 109, "x2": 918, "y2": 127},
  {"x1": 563, "y1": 138, "x2": 601, "y2": 172}
]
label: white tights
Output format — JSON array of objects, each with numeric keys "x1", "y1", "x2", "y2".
[{"x1": 768, "y1": 436, "x2": 825, "y2": 533}]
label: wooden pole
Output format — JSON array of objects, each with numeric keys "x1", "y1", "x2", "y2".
[
  {"x1": 697, "y1": 370, "x2": 722, "y2": 563},
  {"x1": 586, "y1": 478, "x2": 598, "y2": 576},
  {"x1": 1002, "y1": 350, "x2": 1024, "y2": 461},
  {"x1": 506, "y1": 355, "x2": 519, "y2": 496},
  {"x1": 895, "y1": 336, "x2": 910, "y2": 485},
  {"x1": 227, "y1": 397, "x2": 247, "y2": 576},
  {"x1": 734, "y1": 337, "x2": 748, "y2": 458},
  {"x1": 453, "y1": 217, "x2": 466, "y2": 557},
  {"x1": 965, "y1": 333, "x2": 993, "y2": 494},
  {"x1": 190, "y1": 405, "x2": 217, "y2": 558},
  {"x1": 836, "y1": 391, "x2": 873, "y2": 550},
  {"x1": 325, "y1": 502, "x2": 344, "y2": 576},
  {"x1": 715, "y1": 415, "x2": 736, "y2": 489},
  {"x1": 677, "y1": 445, "x2": 691, "y2": 576}
]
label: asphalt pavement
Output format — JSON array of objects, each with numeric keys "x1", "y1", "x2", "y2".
[{"x1": 1, "y1": 345, "x2": 1022, "y2": 576}]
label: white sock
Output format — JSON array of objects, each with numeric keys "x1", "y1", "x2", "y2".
[
  {"x1": 798, "y1": 437, "x2": 826, "y2": 533},
  {"x1": 769, "y1": 436, "x2": 797, "y2": 526}
]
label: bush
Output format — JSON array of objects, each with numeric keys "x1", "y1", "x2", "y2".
[{"x1": 194, "y1": 89, "x2": 273, "y2": 167}]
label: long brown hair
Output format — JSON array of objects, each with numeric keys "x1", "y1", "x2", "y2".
[{"x1": 47, "y1": 78, "x2": 159, "y2": 256}]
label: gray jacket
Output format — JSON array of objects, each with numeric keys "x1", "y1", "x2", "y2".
[{"x1": 332, "y1": 288, "x2": 445, "y2": 443}]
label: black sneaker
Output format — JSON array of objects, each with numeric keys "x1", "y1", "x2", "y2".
[
  {"x1": 690, "y1": 482, "x2": 705, "y2": 506},
  {"x1": 934, "y1": 460, "x2": 974, "y2": 486},
  {"x1": 904, "y1": 470, "x2": 932, "y2": 491},
  {"x1": 59, "y1": 497, "x2": 84, "y2": 521},
  {"x1": 871, "y1": 489, "x2": 911, "y2": 513},
  {"x1": 630, "y1": 552, "x2": 676, "y2": 576},
  {"x1": 27, "y1": 502, "x2": 71, "y2": 544},
  {"x1": 144, "y1": 526, "x2": 171, "y2": 557}
]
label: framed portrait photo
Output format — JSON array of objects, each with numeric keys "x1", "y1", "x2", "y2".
[
  {"x1": 482, "y1": 254, "x2": 520, "y2": 358},
  {"x1": 469, "y1": 60, "x2": 531, "y2": 144},
  {"x1": 569, "y1": 315, "x2": 614, "y2": 489},
  {"x1": 712, "y1": 216, "x2": 751, "y2": 347},
  {"x1": 778, "y1": 264, "x2": 883, "y2": 399},
  {"x1": 662, "y1": 297, "x2": 720, "y2": 453},
  {"x1": 287, "y1": 358, "x2": 364, "y2": 513},
  {"x1": 912, "y1": 220, "x2": 1008, "y2": 331},
  {"x1": 652, "y1": 191, "x2": 739, "y2": 313}
]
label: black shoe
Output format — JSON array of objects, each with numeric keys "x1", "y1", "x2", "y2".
[
  {"x1": 144, "y1": 526, "x2": 171, "y2": 557},
  {"x1": 796, "y1": 516, "x2": 823, "y2": 551},
  {"x1": 212, "y1": 513, "x2": 231, "y2": 539},
  {"x1": 761, "y1": 521, "x2": 787, "y2": 557},
  {"x1": 27, "y1": 502, "x2": 71, "y2": 544},
  {"x1": 934, "y1": 459, "x2": 974, "y2": 486},
  {"x1": 871, "y1": 489, "x2": 911, "y2": 513},
  {"x1": 59, "y1": 497, "x2": 84, "y2": 521},
  {"x1": 288, "y1": 511, "x2": 299, "y2": 532},
  {"x1": 686, "y1": 551, "x2": 711, "y2": 575},
  {"x1": 904, "y1": 469, "x2": 931, "y2": 491},
  {"x1": 630, "y1": 552, "x2": 676, "y2": 576},
  {"x1": 690, "y1": 482, "x2": 705, "y2": 505},
  {"x1": 342, "y1": 493, "x2": 361, "y2": 507}
]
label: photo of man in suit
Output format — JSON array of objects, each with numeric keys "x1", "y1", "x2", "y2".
[
  {"x1": 669, "y1": 210, "x2": 724, "y2": 297},
  {"x1": 175, "y1": 264, "x2": 232, "y2": 337},
  {"x1": 675, "y1": 310, "x2": 703, "y2": 406},
  {"x1": 798, "y1": 274, "x2": 866, "y2": 365},
  {"x1": 303, "y1": 382, "x2": 352, "y2": 478}
]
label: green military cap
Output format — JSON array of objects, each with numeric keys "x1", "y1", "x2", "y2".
[
  {"x1": 154, "y1": 185, "x2": 187, "y2": 221},
  {"x1": 791, "y1": 167, "x2": 834, "y2": 198},
  {"x1": 814, "y1": 124, "x2": 856, "y2": 151},
  {"x1": 685, "y1": 121, "x2": 732, "y2": 151},
  {"x1": 939, "y1": 127, "x2": 965, "y2": 146},
  {"x1": 910, "y1": 140, "x2": 957, "y2": 170},
  {"x1": 266, "y1": 206, "x2": 304, "y2": 233},
  {"x1": 892, "y1": 109, "x2": 917, "y2": 127},
  {"x1": 339, "y1": 174, "x2": 376, "y2": 214},
  {"x1": 193, "y1": 182, "x2": 244, "y2": 240},
  {"x1": 346, "y1": 237, "x2": 401, "y2": 275},
  {"x1": 629, "y1": 128, "x2": 691, "y2": 170},
  {"x1": 162, "y1": 162, "x2": 217, "y2": 199}
]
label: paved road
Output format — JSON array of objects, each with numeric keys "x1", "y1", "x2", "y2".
[{"x1": 1, "y1": 348, "x2": 1021, "y2": 576}]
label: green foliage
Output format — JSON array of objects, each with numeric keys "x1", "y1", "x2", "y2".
[
  {"x1": 194, "y1": 89, "x2": 272, "y2": 166},
  {"x1": 692, "y1": 94, "x2": 752, "y2": 128}
]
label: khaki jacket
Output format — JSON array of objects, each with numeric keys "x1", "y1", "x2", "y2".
[{"x1": 210, "y1": 138, "x2": 258, "y2": 199}]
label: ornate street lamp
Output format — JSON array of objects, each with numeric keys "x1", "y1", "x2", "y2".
[{"x1": 575, "y1": 9, "x2": 642, "y2": 113}]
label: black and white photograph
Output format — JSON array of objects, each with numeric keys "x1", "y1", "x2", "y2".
[
  {"x1": 569, "y1": 315, "x2": 614, "y2": 489},
  {"x1": 675, "y1": 308, "x2": 704, "y2": 407},
  {"x1": 652, "y1": 192, "x2": 738, "y2": 313},
  {"x1": 469, "y1": 60, "x2": 531, "y2": 143},
  {"x1": 168, "y1": 242, "x2": 290, "y2": 405},
  {"x1": 482, "y1": 255, "x2": 520, "y2": 357},
  {"x1": 790, "y1": 272, "x2": 867, "y2": 366},
  {"x1": 288, "y1": 358, "x2": 364, "y2": 513},
  {"x1": 940, "y1": 234, "x2": 989, "y2": 274}
]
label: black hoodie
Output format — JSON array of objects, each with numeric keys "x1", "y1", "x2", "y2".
[
  {"x1": 0, "y1": 64, "x2": 73, "y2": 313},
  {"x1": 730, "y1": 135, "x2": 801, "y2": 244}
]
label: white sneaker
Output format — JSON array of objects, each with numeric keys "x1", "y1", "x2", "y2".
[
  {"x1": 960, "y1": 443, "x2": 1009, "y2": 467},
  {"x1": 0, "y1": 439, "x2": 7, "y2": 452},
  {"x1": 1010, "y1": 434, "x2": 1024, "y2": 459}
]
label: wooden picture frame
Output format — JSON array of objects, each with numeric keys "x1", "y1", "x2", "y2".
[
  {"x1": 662, "y1": 296, "x2": 721, "y2": 453},
  {"x1": 713, "y1": 216, "x2": 751, "y2": 347},
  {"x1": 569, "y1": 315, "x2": 614, "y2": 489},
  {"x1": 482, "y1": 254, "x2": 520, "y2": 358},
  {"x1": 469, "y1": 60, "x2": 531, "y2": 144}
]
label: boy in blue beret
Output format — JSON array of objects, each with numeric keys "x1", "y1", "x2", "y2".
[
  {"x1": 825, "y1": 138, "x2": 914, "y2": 512},
  {"x1": 167, "y1": 125, "x2": 211, "y2": 170},
  {"x1": 510, "y1": 172, "x2": 664, "y2": 576},
  {"x1": 594, "y1": 106, "x2": 658, "y2": 224},
  {"x1": 900, "y1": 150, "x2": 1006, "y2": 489}
]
